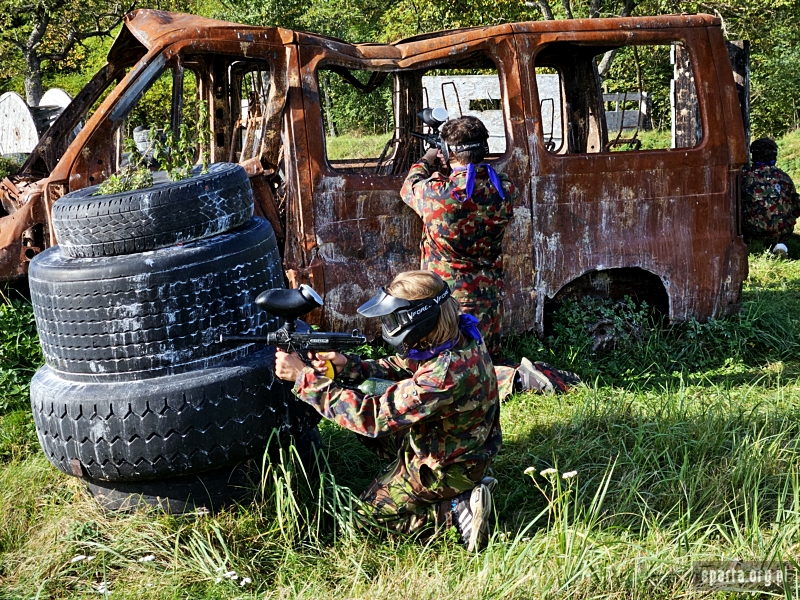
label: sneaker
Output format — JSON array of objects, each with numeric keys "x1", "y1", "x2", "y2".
[
  {"x1": 516, "y1": 357, "x2": 556, "y2": 394},
  {"x1": 532, "y1": 360, "x2": 582, "y2": 393},
  {"x1": 452, "y1": 484, "x2": 492, "y2": 551}
]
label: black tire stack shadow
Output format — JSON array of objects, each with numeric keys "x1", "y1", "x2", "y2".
[{"x1": 30, "y1": 164, "x2": 320, "y2": 512}]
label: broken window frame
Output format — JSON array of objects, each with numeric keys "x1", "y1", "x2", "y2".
[
  {"x1": 531, "y1": 36, "x2": 706, "y2": 156},
  {"x1": 314, "y1": 49, "x2": 513, "y2": 175},
  {"x1": 315, "y1": 60, "x2": 399, "y2": 174}
]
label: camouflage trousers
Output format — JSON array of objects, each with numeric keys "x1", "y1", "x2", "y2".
[
  {"x1": 358, "y1": 432, "x2": 488, "y2": 535},
  {"x1": 494, "y1": 365, "x2": 516, "y2": 401},
  {"x1": 743, "y1": 226, "x2": 794, "y2": 244}
]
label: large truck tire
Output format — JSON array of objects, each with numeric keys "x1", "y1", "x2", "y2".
[
  {"x1": 30, "y1": 350, "x2": 321, "y2": 482},
  {"x1": 51, "y1": 163, "x2": 253, "y2": 258},
  {"x1": 29, "y1": 218, "x2": 281, "y2": 381}
]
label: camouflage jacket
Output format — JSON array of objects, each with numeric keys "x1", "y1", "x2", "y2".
[
  {"x1": 292, "y1": 336, "x2": 502, "y2": 482},
  {"x1": 741, "y1": 163, "x2": 800, "y2": 236},
  {"x1": 400, "y1": 161, "x2": 516, "y2": 305}
]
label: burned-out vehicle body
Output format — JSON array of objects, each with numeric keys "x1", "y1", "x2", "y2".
[{"x1": 0, "y1": 10, "x2": 748, "y2": 338}]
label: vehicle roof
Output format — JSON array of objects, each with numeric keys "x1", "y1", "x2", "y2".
[{"x1": 124, "y1": 9, "x2": 721, "y2": 61}]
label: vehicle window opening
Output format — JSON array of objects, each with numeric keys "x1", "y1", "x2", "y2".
[
  {"x1": 320, "y1": 52, "x2": 508, "y2": 174},
  {"x1": 421, "y1": 60, "x2": 508, "y2": 157},
  {"x1": 112, "y1": 62, "x2": 201, "y2": 173},
  {"x1": 319, "y1": 65, "x2": 396, "y2": 173},
  {"x1": 229, "y1": 62, "x2": 272, "y2": 163},
  {"x1": 534, "y1": 41, "x2": 703, "y2": 155}
]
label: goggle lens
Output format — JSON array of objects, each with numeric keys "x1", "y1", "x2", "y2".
[{"x1": 381, "y1": 312, "x2": 402, "y2": 335}]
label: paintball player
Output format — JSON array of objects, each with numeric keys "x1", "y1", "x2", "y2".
[
  {"x1": 741, "y1": 137, "x2": 800, "y2": 256},
  {"x1": 274, "y1": 270, "x2": 499, "y2": 551},
  {"x1": 400, "y1": 115, "x2": 579, "y2": 396}
]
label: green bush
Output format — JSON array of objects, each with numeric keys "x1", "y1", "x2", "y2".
[
  {"x1": 0, "y1": 157, "x2": 21, "y2": 180},
  {"x1": 505, "y1": 256, "x2": 800, "y2": 385},
  {"x1": 0, "y1": 293, "x2": 42, "y2": 413}
]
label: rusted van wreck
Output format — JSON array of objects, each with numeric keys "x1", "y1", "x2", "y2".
[{"x1": 1, "y1": 9, "x2": 748, "y2": 338}]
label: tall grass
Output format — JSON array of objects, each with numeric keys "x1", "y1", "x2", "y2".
[
  {"x1": 325, "y1": 134, "x2": 393, "y2": 161},
  {"x1": 3, "y1": 254, "x2": 800, "y2": 597}
]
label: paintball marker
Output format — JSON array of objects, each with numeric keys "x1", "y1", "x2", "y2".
[
  {"x1": 220, "y1": 284, "x2": 366, "y2": 377},
  {"x1": 411, "y1": 107, "x2": 450, "y2": 163}
]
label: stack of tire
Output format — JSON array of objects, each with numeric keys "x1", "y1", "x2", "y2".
[{"x1": 28, "y1": 163, "x2": 319, "y2": 512}]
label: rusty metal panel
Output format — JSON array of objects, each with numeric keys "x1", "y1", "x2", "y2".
[{"x1": 519, "y1": 26, "x2": 746, "y2": 332}]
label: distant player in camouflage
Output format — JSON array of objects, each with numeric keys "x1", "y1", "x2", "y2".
[
  {"x1": 401, "y1": 116, "x2": 581, "y2": 397},
  {"x1": 274, "y1": 270, "x2": 499, "y2": 551},
  {"x1": 400, "y1": 116, "x2": 515, "y2": 359},
  {"x1": 741, "y1": 137, "x2": 800, "y2": 244}
]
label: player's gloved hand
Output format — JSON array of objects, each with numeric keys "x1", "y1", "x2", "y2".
[{"x1": 422, "y1": 148, "x2": 440, "y2": 166}]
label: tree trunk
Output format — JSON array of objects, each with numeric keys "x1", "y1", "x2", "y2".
[
  {"x1": 537, "y1": 0, "x2": 555, "y2": 20},
  {"x1": 322, "y1": 72, "x2": 336, "y2": 138},
  {"x1": 597, "y1": 0, "x2": 636, "y2": 79},
  {"x1": 24, "y1": 53, "x2": 43, "y2": 107},
  {"x1": 597, "y1": 49, "x2": 619, "y2": 78}
]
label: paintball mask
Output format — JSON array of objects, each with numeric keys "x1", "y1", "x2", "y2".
[
  {"x1": 357, "y1": 285, "x2": 451, "y2": 356},
  {"x1": 451, "y1": 139, "x2": 490, "y2": 155}
]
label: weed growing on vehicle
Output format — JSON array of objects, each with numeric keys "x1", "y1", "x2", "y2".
[
  {"x1": 94, "y1": 100, "x2": 212, "y2": 195},
  {"x1": 94, "y1": 136, "x2": 154, "y2": 195},
  {"x1": 153, "y1": 99, "x2": 212, "y2": 181}
]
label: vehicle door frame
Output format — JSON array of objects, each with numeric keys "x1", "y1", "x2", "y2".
[{"x1": 288, "y1": 32, "x2": 534, "y2": 336}]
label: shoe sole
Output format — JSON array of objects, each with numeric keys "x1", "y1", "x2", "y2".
[
  {"x1": 468, "y1": 484, "x2": 492, "y2": 551},
  {"x1": 519, "y1": 357, "x2": 555, "y2": 394}
]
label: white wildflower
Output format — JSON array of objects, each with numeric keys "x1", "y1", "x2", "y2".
[
  {"x1": 96, "y1": 581, "x2": 110, "y2": 595},
  {"x1": 523, "y1": 466, "x2": 536, "y2": 474},
  {"x1": 70, "y1": 555, "x2": 87, "y2": 563},
  {"x1": 562, "y1": 471, "x2": 578, "y2": 480},
  {"x1": 138, "y1": 555, "x2": 156, "y2": 563},
  {"x1": 224, "y1": 570, "x2": 238, "y2": 580},
  {"x1": 239, "y1": 577, "x2": 252, "y2": 587},
  {"x1": 214, "y1": 578, "x2": 222, "y2": 584},
  {"x1": 540, "y1": 468, "x2": 557, "y2": 476}
]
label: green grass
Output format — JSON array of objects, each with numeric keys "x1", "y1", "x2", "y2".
[
  {"x1": 325, "y1": 133, "x2": 394, "y2": 161},
  {"x1": 6, "y1": 257, "x2": 800, "y2": 597},
  {"x1": 609, "y1": 128, "x2": 673, "y2": 152}
]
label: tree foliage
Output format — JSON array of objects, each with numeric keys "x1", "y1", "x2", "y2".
[
  {"x1": 0, "y1": 0, "x2": 798, "y2": 136},
  {"x1": 0, "y1": 0, "x2": 134, "y2": 106}
]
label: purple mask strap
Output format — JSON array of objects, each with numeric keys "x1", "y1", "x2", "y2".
[
  {"x1": 406, "y1": 337, "x2": 458, "y2": 362},
  {"x1": 464, "y1": 163, "x2": 476, "y2": 201},
  {"x1": 484, "y1": 164, "x2": 506, "y2": 200},
  {"x1": 455, "y1": 164, "x2": 506, "y2": 202}
]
